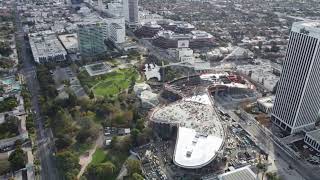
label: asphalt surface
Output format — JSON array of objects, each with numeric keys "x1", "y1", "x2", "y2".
[
  {"x1": 223, "y1": 107, "x2": 320, "y2": 180},
  {"x1": 14, "y1": 4, "x2": 60, "y2": 180}
]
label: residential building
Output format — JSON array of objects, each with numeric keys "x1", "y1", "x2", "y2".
[
  {"x1": 271, "y1": 21, "x2": 320, "y2": 134},
  {"x1": 77, "y1": 22, "x2": 107, "y2": 59}
]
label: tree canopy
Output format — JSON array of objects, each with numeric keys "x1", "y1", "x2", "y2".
[{"x1": 8, "y1": 147, "x2": 25, "y2": 171}]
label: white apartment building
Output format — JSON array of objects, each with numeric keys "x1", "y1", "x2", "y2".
[{"x1": 272, "y1": 21, "x2": 320, "y2": 134}]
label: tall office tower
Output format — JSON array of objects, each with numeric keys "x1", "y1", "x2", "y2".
[
  {"x1": 271, "y1": 21, "x2": 320, "y2": 134},
  {"x1": 77, "y1": 22, "x2": 107, "y2": 59},
  {"x1": 123, "y1": 0, "x2": 138, "y2": 24}
]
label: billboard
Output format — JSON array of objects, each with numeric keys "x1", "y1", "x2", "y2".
[{"x1": 177, "y1": 40, "x2": 189, "y2": 48}]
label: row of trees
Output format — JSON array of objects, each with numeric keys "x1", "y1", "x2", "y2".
[
  {"x1": 0, "y1": 97, "x2": 18, "y2": 113},
  {"x1": 0, "y1": 115, "x2": 19, "y2": 139}
]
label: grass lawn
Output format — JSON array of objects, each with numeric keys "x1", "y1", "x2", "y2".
[
  {"x1": 78, "y1": 67, "x2": 138, "y2": 98},
  {"x1": 90, "y1": 148, "x2": 128, "y2": 170},
  {"x1": 91, "y1": 148, "x2": 108, "y2": 165},
  {"x1": 0, "y1": 159, "x2": 10, "y2": 175},
  {"x1": 93, "y1": 68, "x2": 138, "y2": 97}
]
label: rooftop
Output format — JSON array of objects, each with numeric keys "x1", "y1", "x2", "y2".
[
  {"x1": 292, "y1": 21, "x2": 320, "y2": 39},
  {"x1": 111, "y1": 23, "x2": 122, "y2": 29},
  {"x1": 257, "y1": 96, "x2": 275, "y2": 108},
  {"x1": 306, "y1": 129, "x2": 320, "y2": 144},
  {"x1": 151, "y1": 94, "x2": 224, "y2": 168},
  {"x1": 218, "y1": 166, "x2": 257, "y2": 180},
  {"x1": 29, "y1": 34, "x2": 67, "y2": 63},
  {"x1": 58, "y1": 33, "x2": 78, "y2": 50}
]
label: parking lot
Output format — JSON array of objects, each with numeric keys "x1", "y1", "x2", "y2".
[{"x1": 53, "y1": 67, "x2": 87, "y2": 97}]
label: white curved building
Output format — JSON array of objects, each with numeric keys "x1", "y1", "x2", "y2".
[{"x1": 150, "y1": 94, "x2": 224, "y2": 168}]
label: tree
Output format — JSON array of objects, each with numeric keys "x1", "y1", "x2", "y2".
[
  {"x1": 266, "y1": 172, "x2": 280, "y2": 180},
  {"x1": 126, "y1": 159, "x2": 141, "y2": 175},
  {"x1": 132, "y1": 173, "x2": 144, "y2": 180},
  {"x1": 56, "y1": 151, "x2": 80, "y2": 179},
  {"x1": 256, "y1": 161, "x2": 267, "y2": 180},
  {"x1": 110, "y1": 136, "x2": 118, "y2": 149},
  {"x1": 8, "y1": 147, "x2": 25, "y2": 171},
  {"x1": 136, "y1": 119, "x2": 145, "y2": 131},
  {"x1": 55, "y1": 135, "x2": 73, "y2": 150},
  {"x1": 76, "y1": 117, "x2": 99, "y2": 143},
  {"x1": 131, "y1": 128, "x2": 140, "y2": 146},
  {"x1": 86, "y1": 162, "x2": 116, "y2": 180},
  {"x1": 67, "y1": 91, "x2": 77, "y2": 107},
  {"x1": 89, "y1": 90, "x2": 95, "y2": 99},
  {"x1": 0, "y1": 41, "x2": 13, "y2": 57}
]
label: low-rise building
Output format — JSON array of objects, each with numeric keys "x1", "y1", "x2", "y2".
[
  {"x1": 58, "y1": 33, "x2": 79, "y2": 54},
  {"x1": 304, "y1": 129, "x2": 320, "y2": 152},
  {"x1": 29, "y1": 34, "x2": 67, "y2": 63},
  {"x1": 177, "y1": 48, "x2": 194, "y2": 62},
  {"x1": 218, "y1": 166, "x2": 257, "y2": 180}
]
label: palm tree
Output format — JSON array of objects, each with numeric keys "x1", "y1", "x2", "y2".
[{"x1": 256, "y1": 156, "x2": 267, "y2": 180}]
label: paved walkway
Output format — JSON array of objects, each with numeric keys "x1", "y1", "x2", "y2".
[
  {"x1": 116, "y1": 154, "x2": 138, "y2": 180},
  {"x1": 77, "y1": 134, "x2": 103, "y2": 179}
]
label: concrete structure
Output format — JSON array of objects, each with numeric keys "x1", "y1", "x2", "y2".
[
  {"x1": 29, "y1": 34, "x2": 67, "y2": 63},
  {"x1": 257, "y1": 96, "x2": 275, "y2": 114},
  {"x1": 217, "y1": 166, "x2": 257, "y2": 180},
  {"x1": 304, "y1": 129, "x2": 320, "y2": 152},
  {"x1": 144, "y1": 64, "x2": 161, "y2": 81},
  {"x1": 110, "y1": 23, "x2": 125, "y2": 43},
  {"x1": 153, "y1": 30, "x2": 214, "y2": 49},
  {"x1": 58, "y1": 33, "x2": 79, "y2": 53},
  {"x1": 77, "y1": 22, "x2": 106, "y2": 58},
  {"x1": 103, "y1": 16, "x2": 126, "y2": 42},
  {"x1": 150, "y1": 94, "x2": 224, "y2": 169},
  {"x1": 272, "y1": 21, "x2": 320, "y2": 134},
  {"x1": 123, "y1": 0, "x2": 139, "y2": 24},
  {"x1": 107, "y1": 2, "x2": 124, "y2": 17},
  {"x1": 236, "y1": 59, "x2": 280, "y2": 92},
  {"x1": 177, "y1": 48, "x2": 194, "y2": 62},
  {"x1": 134, "y1": 21, "x2": 163, "y2": 38}
]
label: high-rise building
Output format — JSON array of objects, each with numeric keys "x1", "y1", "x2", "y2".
[
  {"x1": 123, "y1": 0, "x2": 138, "y2": 24},
  {"x1": 77, "y1": 22, "x2": 107, "y2": 59},
  {"x1": 271, "y1": 21, "x2": 320, "y2": 134},
  {"x1": 110, "y1": 23, "x2": 125, "y2": 43}
]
